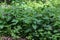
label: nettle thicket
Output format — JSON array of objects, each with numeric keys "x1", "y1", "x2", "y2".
[{"x1": 0, "y1": 0, "x2": 60, "y2": 40}]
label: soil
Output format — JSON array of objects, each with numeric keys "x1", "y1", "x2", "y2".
[{"x1": 1, "y1": 36, "x2": 28, "y2": 40}]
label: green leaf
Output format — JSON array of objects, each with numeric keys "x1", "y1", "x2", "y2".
[
  {"x1": 0, "y1": 25, "x2": 4, "y2": 29},
  {"x1": 32, "y1": 25, "x2": 37, "y2": 30}
]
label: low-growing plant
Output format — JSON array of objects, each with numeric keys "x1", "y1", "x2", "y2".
[{"x1": 0, "y1": 0, "x2": 60, "y2": 40}]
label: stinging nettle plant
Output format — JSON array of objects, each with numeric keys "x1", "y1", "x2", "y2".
[{"x1": 0, "y1": 0, "x2": 60, "y2": 40}]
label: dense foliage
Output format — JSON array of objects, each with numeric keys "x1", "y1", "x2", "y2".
[{"x1": 0, "y1": 0, "x2": 60, "y2": 40}]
